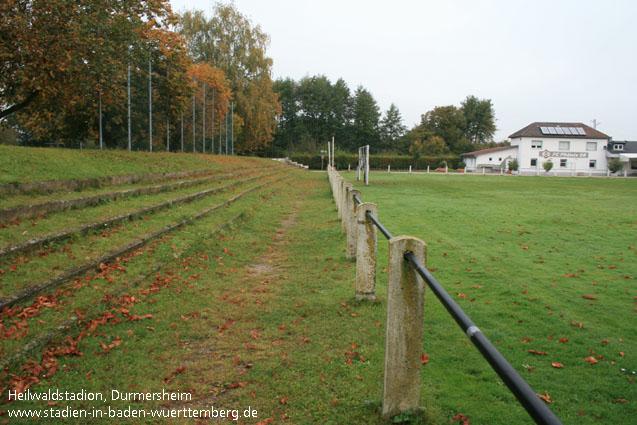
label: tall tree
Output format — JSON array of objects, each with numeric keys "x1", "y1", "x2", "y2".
[
  {"x1": 461, "y1": 95, "x2": 496, "y2": 145},
  {"x1": 417, "y1": 105, "x2": 468, "y2": 154},
  {"x1": 178, "y1": 4, "x2": 280, "y2": 153},
  {"x1": 380, "y1": 103, "x2": 406, "y2": 152},
  {"x1": 350, "y1": 86, "x2": 380, "y2": 151},
  {"x1": 0, "y1": 0, "x2": 175, "y2": 120}
]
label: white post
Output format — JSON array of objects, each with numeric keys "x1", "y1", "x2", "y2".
[
  {"x1": 409, "y1": 165, "x2": 412, "y2": 174},
  {"x1": 427, "y1": 166, "x2": 430, "y2": 174},
  {"x1": 483, "y1": 167, "x2": 486, "y2": 175},
  {"x1": 388, "y1": 165, "x2": 391, "y2": 173},
  {"x1": 464, "y1": 167, "x2": 467, "y2": 174},
  {"x1": 348, "y1": 164, "x2": 351, "y2": 172},
  {"x1": 332, "y1": 137, "x2": 335, "y2": 167},
  {"x1": 365, "y1": 145, "x2": 370, "y2": 186},
  {"x1": 446, "y1": 165, "x2": 448, "y2": 174}
]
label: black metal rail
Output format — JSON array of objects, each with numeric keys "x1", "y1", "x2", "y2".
[{"x1": 351, "y1": 191, "x2": 563, "y2": 425}]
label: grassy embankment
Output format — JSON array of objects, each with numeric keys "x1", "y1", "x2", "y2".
[{"x1": 0, "y1": 147, "x2": 634, "y2": 424}]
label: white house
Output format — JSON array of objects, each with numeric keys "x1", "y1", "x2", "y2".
[
  {"x1": 461, "y1": 146, "x2": 518, "y2": 172},
  {"x1": 508, "y1": 122, "x2": 610, "y2": 175},
  {"x1": 462, "y1": 122, "x2": 625, "y2": 175}
]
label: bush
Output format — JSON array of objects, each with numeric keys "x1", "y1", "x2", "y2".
[
  {"x1": 289, "y1": 154, "x2": 461, "y2": 170},
  {"x1": 543, "y1": 160, "x2": 553, "y2": 172},
  {"x1": 608, "y1": 158, "x2": 623, "y2": 174},
  {"x1": 508, "y1": 159, "x2": 519, "y2": 172}
]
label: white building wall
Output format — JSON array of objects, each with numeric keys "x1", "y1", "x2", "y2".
[{"x1": 511, "y1": 137, "x2": 608, "y2": 175}]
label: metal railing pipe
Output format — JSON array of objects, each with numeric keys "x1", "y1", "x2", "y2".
[{"x1": 403, "y1": 251, "x2": 563, "y2": 425}]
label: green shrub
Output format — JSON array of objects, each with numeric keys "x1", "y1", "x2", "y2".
[{"x1": 289, "y1": 154, "x2": 460, "y2": 170}]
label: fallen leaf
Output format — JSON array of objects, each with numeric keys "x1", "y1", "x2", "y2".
[
  {"x1": 421, "y1": 353, "x2": 430, "y2": 364},
  {"x1": 583, "y1": 356, "x2": 598, "y2": 364},
  {"x1": 583, "y1": 295, "x2": 597, "y2": 300},
  {"x1": 537, "y1": 391, "x2": 552, "y2": 403},
  {"x1": 452, "y1": 413, "x2": 470, "y2": 424},
  {"x1": 551, "y1": 362, "x2": 564, "y2": 368},
  {"x1": 529, "y1": 350, "x2": 549, "y2": 355}
]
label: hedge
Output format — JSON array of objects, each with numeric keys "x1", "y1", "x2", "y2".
[{"x1": 289, "y1": 154, "x2": 461, "y2": 170}]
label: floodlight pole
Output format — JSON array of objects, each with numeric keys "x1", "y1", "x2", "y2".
[
  {"x1": 231, "y1": 100, "x2": 234, "y2": 155},
  {"x1": 127, "y1": 59, "x2": 131, "y2": 152},
  {"x1": 327, "y1": 141, "x2": 331, "y2": 169},
  {"x1": 98, "y1": 91, "x2": 103, "y2": 150},
  {"x1": 202, "y1": 83, "x2": 206, "y2": 153},
  {"x1": 211, "y1": 88, "x2": 215, "y2": 154},
  {"x1": 148, "y1": 59, "x2": 152, "y2": 152}
]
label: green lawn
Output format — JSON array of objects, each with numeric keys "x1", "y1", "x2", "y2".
[
  {"x1": 1, "y1": 152, "x2": 634, "y2": 425},
  {"x1": 342, "y1": 171, "x2": 636, "y2": 424}
]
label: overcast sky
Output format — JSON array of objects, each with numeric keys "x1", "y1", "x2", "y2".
[{"x1": 169, "y1": 0, "x2": 637, "y2": 141}]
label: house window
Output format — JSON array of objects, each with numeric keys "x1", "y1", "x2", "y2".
[
  {"x1": 489, "y1": 157, "x2": 492, "y2": 161},
  {"x1": 589, "y1": 160, "x2": 597, "y2": 169},
  {"x1": 531, "y1": 140, "x2": 543, "y2": 149},
  {"x1": 498, "y1": 157, "x2": 502, "y2": 161},
  {"x1": 613, "y1": 144, "x2": 624, "y2": 151},
  {"x1": 560, "y1": 159, "x2": 567, "y2": 167},
  {"x1": 586, "y1": 142, "x2": 597, "y2": 151},
  {"x1": 530, "y1": 159, "x2": 537, "y2": 167},
  {"x1": 559, "y1": 141, "x2": 570, "y2": 150}
]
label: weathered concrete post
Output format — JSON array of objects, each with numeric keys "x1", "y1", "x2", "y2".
[
  {"x1": 346, "y1": 189, "x2": 360, "y2": 259},
  {"x1": 337, "y1": 178, "x2": 344, "y2": 218},
  {"x1": 341, "y1": 184, "x2": 352, "y2": 234},
  {"x1": 383, "y1": 236, "x2": 427, "y2": 417},
  {"x1": 355, "y1": 202, "x2": 378, "y2": 299}
]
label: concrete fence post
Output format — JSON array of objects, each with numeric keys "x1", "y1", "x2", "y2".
[
  {"x1": 337, "y1": 179, "x2": 344, "y2": 218},
  {"x1": 427, "y1": 166, "x2": 430, "y2": 174},
  {"x1": 388, "y1": 165, "x2": 391, "y2": 173},
  {"x1": 341, "y1": 184, "x2": 352, "y2": 234},
  {"x1": 346, "y1": 189, "x2": 361, "y2": 259},
  {"x1": 355, "y1": 202, "x2": 378, "y2": 299},
  {"x1": 409, "y1": 165, "x2": 412, "y2": 174},
  {"x1": 383, "y1": 236, "x2": 427, "y2": 417}
]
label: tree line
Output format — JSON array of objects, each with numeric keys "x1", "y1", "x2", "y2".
[
  {"x1": 1, "y1": 1, "x2": 501, "y2": 157},
  {"x1": 0, "y1": 1, "x2": 280, "y2": 153},
  {"x1": 271, "y1": 75, "x2": 501, "y2": 157}
]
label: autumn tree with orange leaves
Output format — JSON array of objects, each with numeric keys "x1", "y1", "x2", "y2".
[
  {"x1": 0, "y1": 0, "x2": 195, "y2": 148},
  {"x1": 178, "y1": 4, "x2": 281, "y2": 153}
]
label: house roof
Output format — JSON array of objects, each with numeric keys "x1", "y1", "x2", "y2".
[
  {"x1": 508, "y1": 122, "x2": 610, "y2": 139},
  {"x1": 609, "y1": 141, "x2": 637, "y2": 154},
  {"x1": 460, "y1": 145, "x2": 517, "y2": 157}
]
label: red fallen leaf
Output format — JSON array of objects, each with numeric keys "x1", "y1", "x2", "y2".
[
  {"x1": 280, "y1": 397, "x2": 287, "y2": 404},
  {"x1": 300, "y1": 338, "x2": 310, "y2": 345},
  {"x1": 320, "y1": 375, "x2": 326, "y2": 383},
  {"x1": 452, "y1": 413, "x2": 470, "y2": 424},
  {"x1": 552, "y1": 362, "x2": 564, "y2": 368},
  {"x1": 421, "y1": 353, "x2": 430, "y2": 364},
  {"x1": 521, "y1": 337, "x2": 533, "y2": 342},
  {"x1": 570, "y1": 322, "x2": 584, "y2": 328},
  {"x1": 529, "y1": 350, "x2": 549, "y2": 355},
  {"x1": 537, "y1": 391, "x2": 552, "y2": 403},
  {"x1": 86, "y1": 371, "x2": 91, "y2": 381},
  {"x1": 332, "y1": 398, "x2": 339, "y2": 405},
  {"x1": 583, "y1": 356, "x2": 598, "y2": 364},
  {"x1": 613, "y1": 399, "x2": 629, "y2": 403},
  {"x1": 609, "y1": 265, "x2": 617, "y2": 269},
  {"x1": 619, "y1": 352, "x2": 625, "y2": 357},
  {"x1": 558, "y1": 338, "x2": 568, "y2": 343},
  {"x1": 255, "y1": 419, "x2": 274, "y2": 425},
  {"x1": 565, "y1": 273, "x2": 580, "y2": 277},
  {"x1": 601, "y1": 339, "x2": 611, "y2": 343},
  {"x1": 456, "y1": 292, "x2": 468, "y2": 298},
  {"x1": 523, "y1": 246, "x2": 529, "y2": 250},
  {"x1": 226, "y1": 382, "x2": 248, "y2": 389},
  {"x1": 583, "y1": 295, "x2": 597, "y2": 300}
]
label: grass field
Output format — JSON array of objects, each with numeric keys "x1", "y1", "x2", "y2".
[
  {"x1": 1, "y1": 148, "x2": 635, "y2": 425},
  {"x1": 341, "y1": 171, "x2": 636, "y2": 424}
]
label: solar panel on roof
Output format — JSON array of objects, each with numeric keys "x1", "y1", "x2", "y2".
[
  {"x1": 548, "y1": 127, "x2": 557, "y2": 135},
  {"x1": 555, "y1": 127, "x2": 565, "y2": 135},
  {"x1": 576, "y1": 127, "x2": 586, "y2": 135},
  {"x1": 540, "y1": 127, "x2": 549, "y2": 135},
  {"x1": 565, "y1": 127, "x2": 575, "y2": 135}
]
